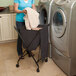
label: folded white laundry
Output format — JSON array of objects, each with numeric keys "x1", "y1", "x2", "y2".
[{"x1": 24, "y1": 7, "x2": 40, "y2": 30}]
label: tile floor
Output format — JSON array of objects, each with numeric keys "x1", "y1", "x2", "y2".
[{"x1": 0, "y1": 42, "x2": 67, "y2": 76}]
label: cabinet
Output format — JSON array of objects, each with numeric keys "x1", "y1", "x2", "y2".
[
  {"x1": 1, "y1": 14, "x2": 12, "y2": 41},
  {"x1": 11, "y1": 13, "x2": 17, "y2": 39},
  {"x1": 0, "y1": 16, "x2": 2, "y2": 41},
  {"x1": 0, "y1": 13, "x2": 17, "y2": 42}
]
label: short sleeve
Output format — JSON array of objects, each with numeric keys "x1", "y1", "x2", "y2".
[
  {"x1": 14, "y1": 0, "x2": 19, "y2": 3},
  {"x1": 32, "y1": 0, "x2": 35, "y2": 4}
]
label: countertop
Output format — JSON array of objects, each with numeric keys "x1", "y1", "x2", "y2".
[
  {"x1": 0, "y1": 7, "x2": 15, "y2": 14},
  {"x1": 0, "y1": 6, "x2": 39, "y2": 14}
]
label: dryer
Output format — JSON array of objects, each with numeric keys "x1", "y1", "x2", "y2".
[
  {"x1": 38, "y1": 0, "x2": 54, "y2": 57},
  {"x1": 51, "y1": 0, "x2": 76, "y2": 76}
]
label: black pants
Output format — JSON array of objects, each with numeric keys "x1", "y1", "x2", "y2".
[{"x1": 16, "y1": 21, "x2": 25, "y2": 56}]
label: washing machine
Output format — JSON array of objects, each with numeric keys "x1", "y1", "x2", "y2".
[
  {"x1": 38, "y1": 0, "x2": 53, "y2": 25},
  {"x1": 51, "y1": 0, "x2": 76, "y2": 76},
  {"x1": 38, "y1": 0, "x2": 54, "y2": 57}
]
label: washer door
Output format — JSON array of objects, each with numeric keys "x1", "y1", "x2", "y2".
[
  {"x1": 39, "y1": 7, "x2": 48, "y2": 24},
  {"x1": 52, "y1": 9, "x2": 67, "y2": 38}
]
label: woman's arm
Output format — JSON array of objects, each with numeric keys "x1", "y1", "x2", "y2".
[{"x1": 14, "y1": 3, "x2": 27, "y2": 14}]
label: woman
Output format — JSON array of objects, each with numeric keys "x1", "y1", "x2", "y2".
[{"x1": 14, "y1": 0, "x2": 40, "y2": 57}]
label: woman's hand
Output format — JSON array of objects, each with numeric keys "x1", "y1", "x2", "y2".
[
  {"x1": 22, "y1": 9, "x2": 27, "y2": 14},
  {"x1": 32, "y1": 27, "x2": 42, "y2": 31},
  {"x1": 32, "y1": 4, "x2": 36, "y2": 10}
]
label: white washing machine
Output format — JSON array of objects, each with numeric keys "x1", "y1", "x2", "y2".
[
  {"x1": 51, "y1": 0, "x2": 76, "y2": 76},
  {"x1": 38, "y1": 0, "x2": 54, "y2": 58}
]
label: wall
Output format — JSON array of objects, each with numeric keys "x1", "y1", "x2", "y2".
[
  {"x1": 0, "y1": 0, "x2": 39, "y2": 7},
  {"x1": 35, "y1": 0, "x2": 39, "y2": 6},
  {"x1": 0, "y1": 0, "x2": 14, "y2": 7}
]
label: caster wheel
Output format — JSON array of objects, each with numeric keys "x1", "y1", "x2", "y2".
[
  {"x1": 16, "y1": 64, "x2": 19, "y2": 68},
  {"x1": 37, "y1": 68, "x2": 40, "y2": 72},
  {"x1": 45, "y1": 58, "x2": 48, "y2": 62}
]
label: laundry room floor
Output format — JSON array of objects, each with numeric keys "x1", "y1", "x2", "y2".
[{"x1": 0, "y1": 42, "x2": 67, "y2": 76}]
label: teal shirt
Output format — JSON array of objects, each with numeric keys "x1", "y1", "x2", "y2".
[{"x1": 14, "y1": 0, "x2": 35, "y2": 22}]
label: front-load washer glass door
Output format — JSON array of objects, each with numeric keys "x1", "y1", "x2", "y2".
[
  {"x1": 39, "y1": 8, "x2": 48, "y2": 25},
  {"x1": 52, "y1": 9, "x2": 66, "y2": 38}
]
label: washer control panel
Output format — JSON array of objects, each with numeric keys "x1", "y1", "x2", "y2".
[{"x1": 54, "y1": 0, "x2": 71, "y2": 5}]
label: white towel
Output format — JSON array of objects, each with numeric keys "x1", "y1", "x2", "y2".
[{"x1": 24, "y1": 7, "x2": 40, "y2": 30}]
